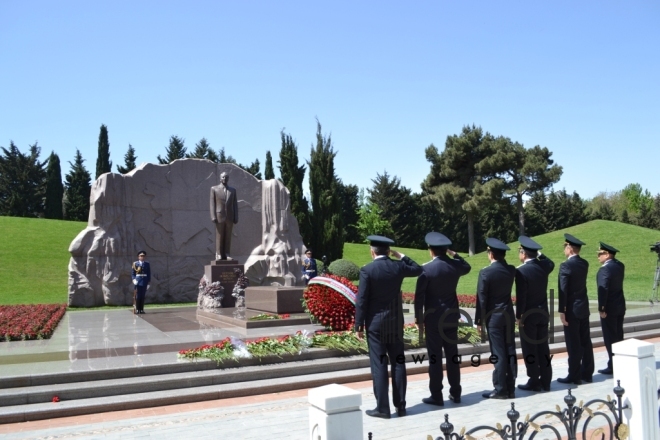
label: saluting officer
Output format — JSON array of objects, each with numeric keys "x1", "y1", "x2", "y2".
[
  {"x1": 415, "y1": 232, "x2": 471, "y2": 406},
  {"x1": 515, "y1": 236, "x2": 555, "y2": 392},
  {"x1": 557, "y1": 234, "x2": 594, "y2": 385},
  {"x1": 596, "y1": 242, "x2": 625, "y2": 375},
  {"x1": 476, "y1": 238, "x2": 517, "y2": 400},
  {"x1": 132, "y1": 250, "x2": 151, "y2": 314},
  {"x1": 354, "y1": 235, "x2": 423, "y2": 419}
]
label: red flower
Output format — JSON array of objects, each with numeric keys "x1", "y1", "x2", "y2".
[
  {"x1": 303, "y1": 274, "x2": 356, "y2": 331},
  {"x1": 52, "y1": 396, "x2": 60, "y2": 403}
]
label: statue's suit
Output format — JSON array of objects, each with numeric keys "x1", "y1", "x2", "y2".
[{"x1": 210, "y1": 183, "x2": 239, "y2": 259}]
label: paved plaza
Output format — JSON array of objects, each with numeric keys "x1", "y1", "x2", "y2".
[{"x1": 0, "y1": 305, "x2": 659, "y2": 439}]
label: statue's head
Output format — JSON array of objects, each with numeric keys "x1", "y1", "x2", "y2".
[{"x1": 220, "y1": 172, "x2": 228, "y2": 185}]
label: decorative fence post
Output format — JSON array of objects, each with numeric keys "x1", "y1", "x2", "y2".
[
  {"x1": 612, "y1": 338, "x2": 660, "y2": 440},
  {"x1": 308, "y1": 383, "x2": 363, "y2": 440}
]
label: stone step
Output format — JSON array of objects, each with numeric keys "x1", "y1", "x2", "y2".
[{"x1": 1, "y1": 327, "x2": 659, "y2": 424}]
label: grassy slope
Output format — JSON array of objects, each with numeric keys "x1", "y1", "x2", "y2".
[
  {"x1": 0, "y1": 216, "x2": 86, "y2": 304},
  {"x1": 1, "y1": 217, "x2": 658, "y2": 305},
  {"x1": 345, "y1": 220, "x2": 660, "y2": 301}
]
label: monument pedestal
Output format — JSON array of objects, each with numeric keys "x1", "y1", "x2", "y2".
[
  {"x1": 204, "y1": 259, "x2": 244, "y2": 308},
  {"x1": 245, "y1": 286, "x2": 305, "y2": 314}
]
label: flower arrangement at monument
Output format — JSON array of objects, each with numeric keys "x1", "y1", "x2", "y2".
[
  {"x1": 231, "y1": 268, "x2": 249, "y2": 310},
  {"x1": 197, "y1": 275, "x2": 224, "y2": 309},
  {"x1": 0, "y1": 304, "x2": 67, "y2": 341},
  {"x1": 248, "y1": 313, "x2": 291, "y2": 321},
  {"x1": 302, "y1": 274, "x2": 357, "y2": 331}
]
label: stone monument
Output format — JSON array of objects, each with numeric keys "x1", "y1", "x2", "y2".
[{"x1": 68, "y1": 160, "x2": 307, "y2": 307}]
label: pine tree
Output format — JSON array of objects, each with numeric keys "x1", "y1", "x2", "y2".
[
  {"x1": 95, "y1": 124, "x2": 112, "y2": 179},
  {"x1": 264, "y1": 151, "x2": 275, "y2": 180},
  {"x1": 339, "y1": 182, "x2": 360, "y2": 243},
  {"x1": 157, "y1": 136, "x2": 187, "y2": 164},
  {"x1": 116, "y1": 144, "x2": 137, "y2": 174},
  {"x1": 44, "y1": 151, "x2": 64, "y2": 219},
  {"x1": 186, "y1": 138, "x2": 218, "y2": 162},
  {"x1": 0, "y1": 141, "x2": 46, "y2": 217},
  {"x1": 239, "y1": 159, "x2": 262, "y2": 179},
  {"x1": 307, "y1": 120, "x2": 344, "y2": 262},
  {"x1": 278, "y1": 130, "x2": 311, "y2": 246},
  {"x1": 65, "y1": 149, "x2": 92, "y2": 221},
  {"x1": 651, "y1": 195, "x2": 660, "y2": 231},
  {"x1": 369, "y1": 172, "x2": 419, "y2": 247},
  {"x1": 218, "y1": 147, "x2": 237, "y2": 164}
]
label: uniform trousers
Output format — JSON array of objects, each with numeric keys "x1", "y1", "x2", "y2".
[
  {"x1": 519, "y1": 318, "x2": 552, "y2": 389},
  {"x1": 135, "y1": 285, "x2": 147, "y2": 311},
  {"x1": 367, "y1": 329, "x2": 406, "y2": 414},
  {"x1": 563, "y1": 312, "x2": 594, "y2": 381},
  {"x1": 487, "y1": 316, "x2": 517, "y2": 396},
  {"x1": 425, "y1": 314, "x2": 461, "y2": 400},
  {"x1": 600, "y1": 314, "x2": 624, "y2": 370}
]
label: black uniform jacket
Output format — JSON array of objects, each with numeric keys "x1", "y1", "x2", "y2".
[
  {"x1": 597, "y1": 259, "x2": 626, "y2": 315},
  {"x1": 354, "y1": 256, "x2": 422, "y2": 333},
  {"x1": 558, "y1": 255, "x2": 590, "y2": 319},
  {"x1": 414, "y1": 254, "x2": 471, "y2": 325},
  {"x1": 475, "y1": 260, "x2": 516, "y2": 327},
  {"x1": 515, "y1": 255, "x2": 555, "y2": 323}
]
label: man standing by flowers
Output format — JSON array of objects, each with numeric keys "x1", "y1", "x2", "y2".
[
  {"x1": 132, "y1": 250, "x2": 151, "y2": 314},
  {"x1": 302, "y1": 249, "x2": 317, "y2": 284},
  {"x1": 354, "y1": 235, "x2": 423, "y2": 419}
]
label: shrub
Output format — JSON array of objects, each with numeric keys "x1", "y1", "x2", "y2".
[{"x1": 328, "y1": 259, "x2": 360, "y2": 281}]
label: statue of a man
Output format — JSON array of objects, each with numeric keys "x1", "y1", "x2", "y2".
[{"x1": 210, "y1": 172, "x2": 239, "y2": 260}]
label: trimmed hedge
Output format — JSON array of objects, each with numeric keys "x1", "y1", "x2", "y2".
[{"x1": 328, "y1": 259, "x2": 360, "y2": 281}]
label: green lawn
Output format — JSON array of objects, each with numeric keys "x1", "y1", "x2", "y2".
[
  {"x1": 0, "y1": 216, "x2": 87, "y2": 304},
  {"x1": 1, "y1": 216, "x2": 658, "y2": 305},
  {"x1": 346, "y1": 220, "x2": 660, "y2": 301}
]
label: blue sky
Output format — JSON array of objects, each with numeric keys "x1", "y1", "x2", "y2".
[{"x1": 1, "y1": 1, "x2": 658, "y2": 199}]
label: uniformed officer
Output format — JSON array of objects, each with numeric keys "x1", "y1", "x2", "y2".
[
  {"x1": 132, "y1": 250, "x2": 151, "y2": 314},
  {"x1": 354, "y1": 235, "x2": 423, "y2": 419},
  {"x1": 557, "y1": 233, "x2": 594, "y2": 385},
  {"x1": 596, "y1": 242, "x2": 625, "y2": 375},
  {"x1": 415, "y1": 232, "x2": 471, "y2": 406},
  {"x1": 476, "y1": 238, "x2": 517, "y2": 399},
  {"x1": 515, "y1": 236, "x2": 555, "y2": 392},
  {"x1": 302, "y1": 249, "x2": 318, "y2": 284}
]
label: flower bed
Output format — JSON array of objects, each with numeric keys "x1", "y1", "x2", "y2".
[
  {"x1": 0, "y1": 304, "x2": 67, "y2": 341},
  {"x1": 248, "y1": 313, "x2": 291, "y2": 321},
  {"x1": 178, "y1": 325, "x2": 482, "y2": 365}
]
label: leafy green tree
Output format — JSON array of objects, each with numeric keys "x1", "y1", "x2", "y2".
[
  {"x1": 264, "y1": 151, "x2": 275, "y2": 180},
  {"x1": 157, "y1": 136, "x2": 187, "y2": 164},
  {"x1": 239, "y1": 159, "x2": 261, "y2": 179},
  {"x1": 369, "y1": 172, "x2": 420, "y2": 248},
  {"x1": 218, "y1": 147, "x2": 237, "y2": 164},
  {"x1": 64, "y1": 149, "x2": 92, "y2": 221},
  {"x1": 278, "y1": 130, "x2": 311, "y2": 246},
  {"x1": 622, "y1": 183, "x2": 653, "y2": 214},
  {"x1": 620, "y1": 209, "x2": 630, "y2": 224},
  {"x1": 422, "y1": 125, "x2": 503, "y2": 255},
  {"x1": 483, "y1": 139, "x2": 562, "y2": 235},
  {"x1": 44, "y1": 151, "x2": 64, "y2": 219},
  {"x1": 356, "y1": 200, "x2": 394, "y2": 239},
  {"x1": 650, "y1": 195, "x2": 660, "y2": 230},
  {"x1": 116, "y1": 144, "x2": 137, "y2": 174},
  {"x1": 339, "y1": 182, "x2": 360, "y2": 243},
  {"x1": 636, "y1": 200, "x2": 654, "y2": 228},
  {"x1": 0, "y1": 141, "x2": 46, "y2": 217},
  {"x1": 95, "y1": 124, "x2": 112, "y2": 179},
  {"x1": 307, "y1": 121, "x2": 343, "y2": 262},
  {"x1": 186, "y1": 138, "x2": 218, "y2": 162}
]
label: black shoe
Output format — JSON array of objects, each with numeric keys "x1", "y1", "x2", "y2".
[
  {"x1": 449, "y1": 395, "x2": 461, "y2": 404},
  {"x1": 422, "y1": 397, "x2": 444, "y2": 406},
  {"x1": 482, "y1": 390, "x2": 508, "y2": 399},
  {"x1": 517, "y1": 382, "x2": 542, "y2": 392},
  {"x1": 397, "y1": 407, "x2": 406, "y2": 417},
  {"x1": 557, "y1": 377, "x2": 582, "y2": 385},
  {"x1": 582, "y1": 377, "x2": 592, "y2": 383},
  {"x1": 541, "y1": 385, "x2": 551, "y2": 392},
  {"x1": 598, "y1": 368, "x2": 613, "y2": 375},
  {"x1": 508, "y1": 391, "x2": 516, "y2": 399},
  {"x1": 366, "y1": 409, "x2": 391, "y2": 419}
]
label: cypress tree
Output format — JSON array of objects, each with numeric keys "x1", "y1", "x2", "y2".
[
  {"x1": 65, "y1": 149, "x2": 92, "y2": 221},
  {"x1": 307, "y1": 120, "x2": 343, "y2": 262},
  {"x1": 0, "y1": 141, "x2": 46, "y2": 217},
  {"x1": 95, "y1": 124, "x2": 112, "y2": 179},
  {"x1": 157, "y1": 136, "x2": 187, "y2": 164},
  {"x1": 278, "y1": 130, "x2": 311, "y2": 246},
  {"x1": 264, "y1": 151, "x2": 275, "y2": 180},
  {"x1": 44, "y1": 151, "x2": 64, "y2": 219},
  {"x1": 116, "y1": 144, "x2": 137, "y2": 174}
]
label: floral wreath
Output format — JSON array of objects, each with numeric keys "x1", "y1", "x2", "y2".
[{"x1": 303, "y1": 274, "x2": 357, "y2": 331}]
